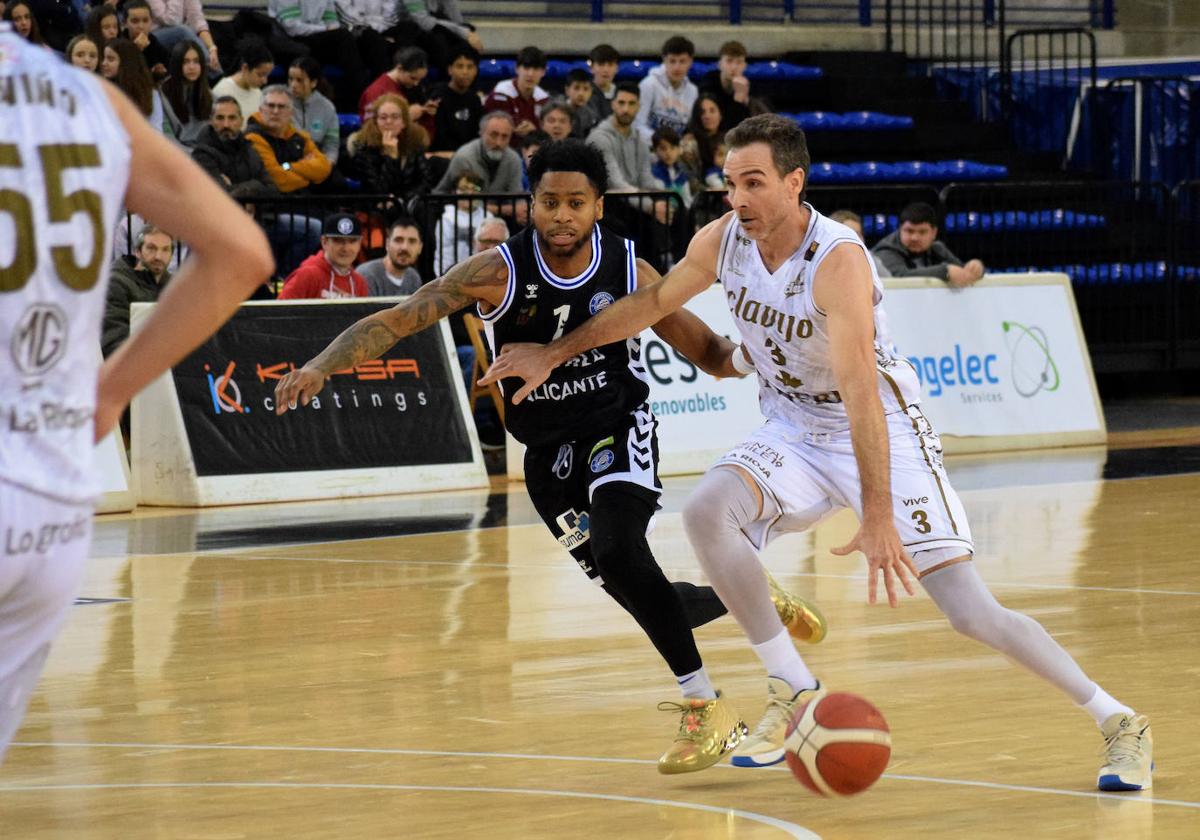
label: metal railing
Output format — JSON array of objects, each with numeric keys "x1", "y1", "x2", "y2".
[
  {"x1": 885, "y1": 0, "x2": 1006, "y2": 72},
  {"x1": 1083, "y1": 77, "x2": 1200, "y2": 185},
  {"x1": 1001, "y1": 28, "x2": 1096, "y2": 155}
]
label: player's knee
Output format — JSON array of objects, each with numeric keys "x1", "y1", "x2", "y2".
[{"x1": 682, "y1": 470, "x2": 752, "y2": 540}]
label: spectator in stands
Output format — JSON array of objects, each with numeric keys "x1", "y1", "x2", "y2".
[
  {"x1": 474, "y1": 216, "x2": 507, "y2": 252},
  {"x1": 25, "y1": 0, "x2": 79, "y2": 51},
  {"x1": 66, "y1": 34, "x2": 101, "y2": 71},
  {"x1": 4, "y1": 1, "x2": 46, "y2": 45},
  {"x1": 434, "y1": 111, "x2": 522, "y2": 195},
  {"x1": 484, "y1": 45, "x2": 549, "y2": 141},
  {"x1": 635, "y1": 34, "x2": 697, "y2": 142},
  {"x1": 872, "y1": 202, "x2": 986, "y2": 287},
  {"x1": 101, "y1": 225, "x2": 173, "y2": 357},
  {"x1": 518, "y1": 128, "x2": 548, "y2": 190},
  {"x1": 84, "y1": 4, "x2": 118, "y2": 50},
  {"x1": 681, "y1": 93, "x2": 724, "y2": 184},
  {"x1": 435, "y1": 171, "x2": 484, "y2": 275},
  {"x1": 333, "y1": 0, "x2": 412, "y2": 78},
  {"x1": 193, "y1": 96, "x2": 278, "y2": 197},
  {"x1": 123, "y1": 0, "x2": 170, "y2": 80},
  {"x1": 400, "y1": 0, "x2": 481, "y2": 71},
  {"x1": 359, "y1": 216, "x2": 423, "y2": 296},
  {"x1": 830, "y1": 209, "x2": 892, "y2": 278},
  {"x1": 143, "y1": 0, "x2": 220, "y2": 71},
  {"x1": 651, "y1": 127, "x2": 692, "y2": 209},
  {"x1": 268, "y1": 0, "x2": 366, "y2": 113},
  {"x1": 429, "y1": 44, "x2": 482, "y2": 160},
  {"x1": 161, "y1": 40, "x2": 212, "y2": 146},
  {"x1": 540, "y1": 101, "x2": 574, "y2": 142},
  {"x1": 587, "y1": 83, "x2": 668, "y2": 223},
  {"x1": 699, "y1": 40, "x2": 752, "y2": 131},
  {"x1": 101, "y1": 38, "x2": 165, "y2": 130},
  {"x1": 279, "y1": 212, "x2": 370, "y2": 299},
  {"x1": 245, "y1": 84, "x2": 333, "y2": 193},
  {"x1": 586, "y1": 43, "x2": 619, "y2": 120},
  {"x1": 212, "y1": 39, "x2": 273, "y2": 123},
  {"x1": 288, "y1": 56, "x2": 339, "y2": 165},
  {"x1": 347, "y1": 93, "x2": 430, "y2": 205},
  {"x1": 358, "y1": 45, "x2": 436, "y2": 142},
  {"x1": 565, "y1": 68, "x2": 600, "y2": 137}
]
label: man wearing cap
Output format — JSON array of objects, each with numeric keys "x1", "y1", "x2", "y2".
[{"x1": 279, "y1": 213, "x2": 370, "y2": 298}]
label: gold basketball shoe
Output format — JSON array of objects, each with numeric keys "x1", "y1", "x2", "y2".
[
  {"x1": 1098, "y1": 712, "x2": 1154, "y2": 791},
  {"x1": 731, "y1": 677, "x2": 826, "y2": 767},
  {"x1": 657, "y1": 691, "x2": 748, "y2": 774},
  {"x1": 766, "y1": 572, "x2": 828, "y2": 644}
]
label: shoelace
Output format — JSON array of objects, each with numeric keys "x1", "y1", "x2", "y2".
[
  {"x1": 658, "y1": 700, "x2": 710, "y2": 740},
  {"x1": 1102, "y1": 720, "x2": 1146, "y2": 765},
  {"x1": 748, "y1": 694, "x2": 793, "y2": 739}
]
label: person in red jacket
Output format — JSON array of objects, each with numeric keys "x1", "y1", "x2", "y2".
[
  {"x1": 358, "y1": 45, "x2": 438, "y2": 143},
  {"x1": 278, "y1": 213, "x2": 370, "y2": 299},
  {"x1": 483, "y1": 45, "x2": 548, "y2": 143}
]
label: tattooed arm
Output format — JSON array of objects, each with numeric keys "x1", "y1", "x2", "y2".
[{"x1": 274, "y1": 249, "x2": 508, "y2": 413}]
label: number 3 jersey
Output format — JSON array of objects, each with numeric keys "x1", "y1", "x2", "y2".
[
  {"x1": 717, "y1": 205, "x2": 923, "y2": 434},
  {"x1": 478, "y1": 225, "x2": 650, "y2": 448},
  {"x1": 0, "y1": 27, "x2": 132, "y2": 501}
]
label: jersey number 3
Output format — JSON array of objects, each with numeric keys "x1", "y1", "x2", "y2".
[{"x1": 0, "y1": 143, "x2": 104, "y2": 293}]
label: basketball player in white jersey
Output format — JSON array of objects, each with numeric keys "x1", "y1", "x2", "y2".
[
  {"x1": 0, "y1": 22, "x2": 273, "y2": 762},
  {"x1": 483, "y1": 114, "x2": 1153, "y2": 791}
]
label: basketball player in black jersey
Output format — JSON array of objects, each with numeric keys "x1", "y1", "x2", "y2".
[{"x1": 274, "y1": 139, "x2": 825, "y2": 774}]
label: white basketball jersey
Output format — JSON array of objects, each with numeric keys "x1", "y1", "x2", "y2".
[
  {"x1": 0, "y1": 25, "x2": 132, "y2": 501},
  {"x1": 717, "y1": 205, "x2": 922, "y2": 433}
]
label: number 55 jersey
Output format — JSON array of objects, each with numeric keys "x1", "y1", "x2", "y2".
[{"x1": 0, "y1": 26, "x2": 132, "y2": 502}]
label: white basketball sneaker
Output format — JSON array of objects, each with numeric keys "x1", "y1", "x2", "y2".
[
  {"x1": 730, "y1": 677, "x2": 825, "y2": 767},
  {"x1": 1098, "y1": 712, "x2": 1153, "y2": 791}
]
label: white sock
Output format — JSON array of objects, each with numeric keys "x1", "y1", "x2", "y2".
[
  {"x1": 677, "y1": 666, "x2": 717, "y2": 700},
  {"x1": 1080, "y1": 684, "x2": 1134, "y2": 726},
  {"x1": 751, "y1": 628, "x2": 818, "y2": 694}
]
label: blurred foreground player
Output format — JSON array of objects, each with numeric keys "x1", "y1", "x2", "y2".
[{"x1": 0, "y1": 22, "x2": 273, "y2": 761}]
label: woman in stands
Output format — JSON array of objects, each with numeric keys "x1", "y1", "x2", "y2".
[
  {"x1": 85, "y1": 3, "x2": 119, "y2": 50},
  {"x1": 66, "y1": 34, "x2": 101, "y2": 72},
  {"x1": 288, "y1": 57, "x2": 340, "y2": 166},
  {"x1": 346, "y1": 93, "x2": 431, "y2": 213},
  {"x1": 162, "y1": 41, "x2": 213, "y2": 147},
  {"x1": 3, "y1": 1, "x2": 46, "y2": 45},
  {"x1": 101, "y1": 37, "x2": 165, "y2": 132},
  {"x1": 682, "y1": 93, "x2": 725, "y2": 189}
]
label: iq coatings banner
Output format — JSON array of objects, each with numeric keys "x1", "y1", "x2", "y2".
[
  {"x1": 882, "y1": 276, "x2": 1104, "y2": 441},
  {"x1": 170, "y1": 302, "x2": 473, "y2": 476}
]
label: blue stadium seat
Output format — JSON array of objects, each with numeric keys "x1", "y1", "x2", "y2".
[
  {"x1": 544, "y1": 59, "x2": 591, "y2": 80},
  {"x1": 478, "y1": 58, "x2": 517, "y2": 82},
  {"x1": 943, "y1": 209, "x2": 1107, "y2": 232},
  {"x1": 807, "y1": 159, "x2": 1007, "y2": 185},
  {"x1": 744, "y1": 61, "x2": 823, "y2": 81},
  {"x1": 338, "y1": 113, "x2": 362, "y2": 133}
]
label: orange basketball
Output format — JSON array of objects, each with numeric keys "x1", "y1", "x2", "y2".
[{"x1": 784, "y1": 692, "x2": 891, "y2": 797}]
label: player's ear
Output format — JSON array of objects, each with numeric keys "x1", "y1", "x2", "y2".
[{"x1": 595, "y1": 195, "x2": 604, "y2": 221}]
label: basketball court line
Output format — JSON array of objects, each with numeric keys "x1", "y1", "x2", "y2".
[
  {"x1": 119, "y1": 546, "x2": 1200, "y2": 599},
  {"x1": 7, "y1": 741, "x2": 1197, "y2": 810},
  {"x1": 0, "y1": 781, "x2": 820, "y2": 838}
]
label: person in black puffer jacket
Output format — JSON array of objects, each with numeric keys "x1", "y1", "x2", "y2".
[{"x1": 346, "y1": 92, "x2": 430, "y2": 213}]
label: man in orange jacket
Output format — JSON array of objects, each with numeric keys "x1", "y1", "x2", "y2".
[
  {"x1": 279, "y1": 213, "x2": 371, "y2": 299},
  {"x1": 246, "y1": 85, "x2": 333, "y2": 194}
]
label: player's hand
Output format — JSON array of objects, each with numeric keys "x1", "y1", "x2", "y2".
[
  {"x1": 479, "y1": 342, "x2": 553, "y2": 404},
  {"x1": 830, "y1": 519, "x2": 918, "y2": 607},
  {"x1": 274, "y1": 366, "x2": 327, "y2": 414}
]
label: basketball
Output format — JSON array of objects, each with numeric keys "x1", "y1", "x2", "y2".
[{"x1": 784, "y1": 692, "x2": 892, "y2": 797}]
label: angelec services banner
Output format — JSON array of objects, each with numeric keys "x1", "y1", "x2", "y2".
[
  {"x1": 881, "y1": 276, "x2": 1105, "y2": 444},
  {"x1": 170, "y1": 302, "x2": 474, "y2": 476}
]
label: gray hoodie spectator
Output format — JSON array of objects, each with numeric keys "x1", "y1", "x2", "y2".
[
  {"x1": 634, "y1": 37, "x2": 698, "y2": 143},
  {"x1": 871, "y1": 230, "x2": 965, "y2": 282},
  {"x1": 587, "y1": 113, "x2": 657, "y2": 192},
  {"x1": 291, "y1": 88, "x2": 340, "y2": 164}
]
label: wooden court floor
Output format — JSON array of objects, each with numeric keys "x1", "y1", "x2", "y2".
[{"x1": 2, "y1": 449, "x2": 1199, "y2": 838}]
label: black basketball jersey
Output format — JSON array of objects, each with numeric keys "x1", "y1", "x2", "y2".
[{"x1": 478, "y1": 225, "x2": 651, "y2": 448}]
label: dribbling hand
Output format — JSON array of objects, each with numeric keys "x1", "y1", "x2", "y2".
[
  {"x1": 831, "y1": 519, "x2": 919, "y2": 607},
  {"x1": 274, "y1": 366, "x2": 327, "y2": 414}
]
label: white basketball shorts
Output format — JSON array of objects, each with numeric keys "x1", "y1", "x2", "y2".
[
  {"x1": 0, "y1": 480, "x2": 93, "y2": 760},
  {"x1": 714, "y1": 406, "x2": 974, "y2": 574}
]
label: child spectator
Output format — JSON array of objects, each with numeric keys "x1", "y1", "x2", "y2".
[
  {"x1": 429, "y1": 45, "x2": 483, "y2": 159},
  {"x1": 212, "y1": 39, "x2": 273, "y2": 122},
  {"x1": 84, "y1": 3, "x2": 118, "y2": 49},
  {"x1": 66, "y1": 34, "x2": 101, "y2": 72},
  {"x1": 564, "y1": 68, "x2": 599, "y2": 137},
  {"x1": 161, "y1": 40, "x2": 213, "y2": 146},
  {"x1": 122, "y1": 0, "x2": 170, "y2": 81},
  {"x1": 635, "y1": 34, "x2": 697, "y2": 142},
  {"x1": 435, "y1": 171, "x2": 486, "y2": 275},
  {"x1": 484, "y1": 45, "x2": 549, "y2": 141},
  {"x1": 650, "y1": 127, "x2": 692, "y2": 208},
  {"x1": 586, "y1": 43, "x2": 619, "y2": 119}
]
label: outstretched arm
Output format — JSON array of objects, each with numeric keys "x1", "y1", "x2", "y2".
[
  {"x1": 481, "y1": 215, "x2": 729, "y2": 402},
  {"x1": 642, "y1": 259, "x2": 743, "y2": 378},
  {"x1": 274, "y1": 248, "x2": 508, "y2": 412}
]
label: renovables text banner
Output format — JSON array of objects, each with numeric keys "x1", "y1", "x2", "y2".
[
  {"x1": 882, "y1": 275, "x2": 1104, "y2": 442},
  {"x1": 171, "y1": 302, "x2": 472, "y2": 476}
]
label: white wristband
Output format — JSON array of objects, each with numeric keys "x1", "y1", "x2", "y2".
[{"x1": 730, "y1": 345, "x2": 756, "y2": 376}]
